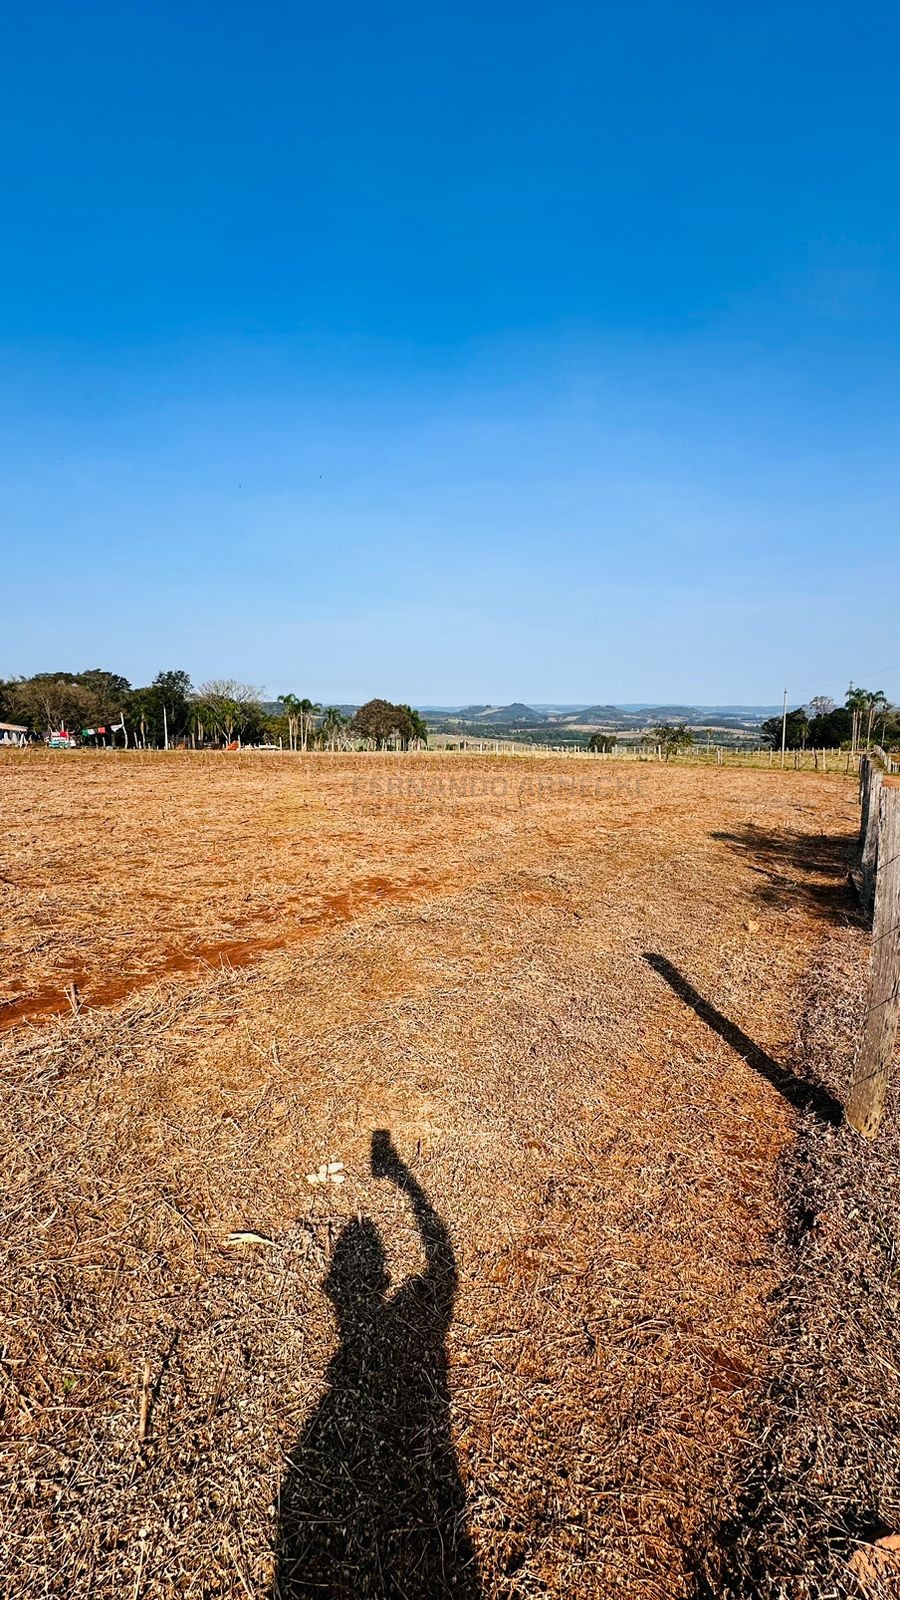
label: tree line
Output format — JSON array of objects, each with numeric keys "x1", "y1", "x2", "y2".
[
  {"x1": 760, "y1": 687, "x2": 898, "y2": 752},
  {"x1": 0, "y1": 670, "x2": 429, "y2": 750},
  {"x1": 4, "y1": 672, "x2": 894, "y2": 755},
  {"x1": 586, "y1": 688, "x2": 900, "y2": 760}
]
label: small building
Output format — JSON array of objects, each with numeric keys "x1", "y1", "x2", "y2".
[{"x1": 0, "y1": 722, "x2": 28, "y2": 747}]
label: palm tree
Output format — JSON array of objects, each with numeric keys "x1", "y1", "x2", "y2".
[
  {"x1": 297, "y1": 698, "x2": 322, "y2": 751},
  {"x1": 846, "y1": 685, "x2": 890, "y2": 751},
  {"x1": 858, "y1": 691, "x2": 883, "y2": 745},
  {"x1": 319, "y1": 706, "x2": 348, "y2": 750},
  {"x1": 865, "y1": 690, "x2": 889, "y2": 748},
  {"x1": 846, "y1": 684, "x2": 868, "y2": 753},
  {"x1": 278, "y1": 693, "x2": 302, "y2": 751}
]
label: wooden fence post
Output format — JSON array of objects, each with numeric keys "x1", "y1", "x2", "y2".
[
  {"x1": 861, "y1": 768, "x2": 884, "y2": 916},
  {"x1": 846, "y1": 782, "x2": 900, "y2": 1137},
  {"x1": 859, "y1": 755, "x2": 872, "y2": 841}
]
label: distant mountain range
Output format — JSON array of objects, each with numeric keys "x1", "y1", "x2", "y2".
[
  {"x1": 422, "y1": 702, "x2": 782, "y2": 729},
  {"x1": 455, "y1": 702, "x2": 540, "y2": 724},
  {"x1": 263, "y1": 701, "x2": 784, "y2": 732},
  {"x1": 615, "y1": 703, "x2": 784, "y2": 717}
]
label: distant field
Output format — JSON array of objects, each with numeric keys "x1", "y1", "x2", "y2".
[{"x1": 0, "y1": 752, "x2": 863, "y2": 1597}]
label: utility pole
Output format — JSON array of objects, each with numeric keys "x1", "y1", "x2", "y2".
[
  {"x1": 780, "y1": 688, "x2": 788, "y2": 769},
  {"x1": 163, "y1": 704, "x2": 169, "y2": 751}
]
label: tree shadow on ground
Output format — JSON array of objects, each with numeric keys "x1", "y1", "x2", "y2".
[
  {"x1": 643, "y1": 954, "x2": 843, "y2": 1126},
  {"x1": 709, "y1": 825, "x2": 861, "y2": 925},
  {"x1": 274, "y1": 1131, "x2": 482, "y2": 1600}
]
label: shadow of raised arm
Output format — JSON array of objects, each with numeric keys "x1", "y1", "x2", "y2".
[
  {"x1": 273, "y1": 1131, "x2": 481, "y2": 1597},
  {"x1": 371, "y1": 1130, "x2": 457, "y2": 1310},
  {"x1": 643, "y1": 952, "x2": 843, "y2": 1125}
]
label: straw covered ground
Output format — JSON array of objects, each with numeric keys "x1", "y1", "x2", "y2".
[{"x1": 0, "y1": 751, "x2": 870, "y2": 1597}]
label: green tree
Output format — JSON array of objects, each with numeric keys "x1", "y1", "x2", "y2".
[
  {"x1": 807, "y1": 707, "x2": 853, "y2": 747},
  {"x1": 27, "y1": 675, "x2": 96, "y2": 734},
  {"x1": 318, "y1": 706, "x2": 349, "y2": 750},
  {"x1": 351, "y1": 699, "x2": 414, "y2": 748},
  {"x1": 845, "y1": 684, "x2": 891, "y2": 750},
  {"x1": 652, "y1": 723, "x2": 694, "y2": 761},
  {"x1": 864, "y1": 690, "x2": 889, "y2": 747},
  {"x1": 399, "y1": 706, "x2": 428, "y2": 748},
  {"x1": 277, "y1": 694, "x2": 302, "y2": 751},
  {"x1": 761, "y1": 708, "x2": 809, "y2": 750},
  {"x1": 588, "y1": 732, "x2": 616, "y2": 752},
  {"x1": 194, "y1": 681, "x2": 263, "y2": 745},
  {"x1": 127, "y1": 670, "x2": 193, "y2": 746},
  {"x1": 1, "y1": 670, "x2": 132, "y2": 737},
  {"x1": 297, "y1": 698, "x2": 322, "y2": 751},
  {"x1": 77, "y1": 669, "x2": 132, "y2": 722},
  {"x1": 278, "y1": 694, "x2": 322, "y2": 750}
]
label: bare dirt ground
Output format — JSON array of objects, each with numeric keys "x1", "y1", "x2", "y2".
[{"x1": 0, "y1": 752, "x2": 863, "y2": 1598}]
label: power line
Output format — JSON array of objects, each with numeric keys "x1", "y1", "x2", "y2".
[{"x1": 792, "y1": 660, "x2": 900, "y2": 707}]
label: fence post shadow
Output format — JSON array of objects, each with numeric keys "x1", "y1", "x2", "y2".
[
  {"x1": 273, "y1": 1130, "x2": 482, "y2": 1600},
  {"x1": 643, "y1": 953, "x2": 843, "y2": 1126}
]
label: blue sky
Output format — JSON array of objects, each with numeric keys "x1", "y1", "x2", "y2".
[{"x1": 2, "y1": 0, "x2": 898, "y2": 705}]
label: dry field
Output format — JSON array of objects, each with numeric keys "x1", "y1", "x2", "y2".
[{"x1": 0, "y1": 752, "x2": 865, "y2": 1598}]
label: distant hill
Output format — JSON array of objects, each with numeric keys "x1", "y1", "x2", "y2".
[
  {"x1": 449, "y1": 703, "x2": 546, "y2": 724},
  {"x1": 555, "y1": 703, "x2": 780, "y2": 729},
  {"x1": 482, "y1": 703, "x2": 546, "y2": 724},
  {"x1": 268, "y1": 699, "x2": 782, "y2": 735},
  {"x1": 556, "y1": 704, "x2": 628, "y2": 725},
  {"x1": 617, "y1": 703, "x2": 782, "y2": 717}
]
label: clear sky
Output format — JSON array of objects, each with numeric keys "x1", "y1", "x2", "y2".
[{"x1": 2, "y1": 1, "x2": 898, "y2": 706}]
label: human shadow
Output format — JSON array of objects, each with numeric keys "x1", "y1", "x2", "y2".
[
  {"x1": 643, "y1": 953, "x2": 843, "y2": 1126},
  {"x1": 274, "y1": 1131, "x2": 482, "y2": 1600},
  {"x1": 709, "y1": 826, "x2": 861, "y2": 925}
]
